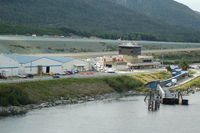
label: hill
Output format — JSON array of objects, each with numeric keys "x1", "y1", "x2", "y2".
[
  {"x1": 0, "y1": 0, "x2": 171, "y2": 33},
  {"x1": 0, "y1": 0, "x2": 200, "y2": 42},
  {"x1": 111, "y1": 0, "x2": 200, "y2": 30}
]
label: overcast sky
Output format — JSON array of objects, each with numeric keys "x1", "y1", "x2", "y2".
[{"x1": 175, "y1": 0, "x2": 200, "y2": 11}]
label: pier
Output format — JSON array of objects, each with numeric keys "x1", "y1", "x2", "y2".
[{"x1": 144, "y1": 71, "x2": 189, "y2": 110}]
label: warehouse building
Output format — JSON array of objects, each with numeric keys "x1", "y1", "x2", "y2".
[
  {"x1": 0, "y1": 55, "x2": 19, "y2": 76},
  {"x1": 0, "y1": 54, "x2": 89, "y2": 77}
]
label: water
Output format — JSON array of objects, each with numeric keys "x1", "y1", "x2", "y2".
[{"x1": 0, "y1": 92, "x2": 200, "y2": 133}]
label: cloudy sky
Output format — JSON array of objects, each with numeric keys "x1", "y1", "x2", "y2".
[{"x1": 175, "y1": 0, "x2": 200, "y2": 11}]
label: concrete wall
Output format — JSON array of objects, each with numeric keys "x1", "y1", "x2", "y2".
[
  {"x1": 0, "y1": 55, "x2": 19, "y2": 76},
  {"x1": 113, "y1": 64, "x2": 127, "y2": 71}
]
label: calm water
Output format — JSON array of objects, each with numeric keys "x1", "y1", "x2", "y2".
[{"x1": 0, "y1": 92, "x2": 200, "y2": 133}]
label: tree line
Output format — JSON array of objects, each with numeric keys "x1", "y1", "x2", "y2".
[{"x1": 1, "y1": 23, "x2": 200, "y2": 42}]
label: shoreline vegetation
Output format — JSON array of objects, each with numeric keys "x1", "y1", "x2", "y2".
[
  {"x1": 0, "y1": 72, "x2": 171, "y2": 116},
  {"x1": 1, "y1": 71, "x2": 200, "y2": 116}
]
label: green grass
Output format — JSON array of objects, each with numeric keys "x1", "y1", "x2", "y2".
[
  {"x1": 104, "y1": 76, "x2": 143, "y2": 93},
  {"x1": 174, "y1": 76, "x2": 200, "y2": 91},
  {"x1": 0, "y1": 87, "x2": 31, "y2": 106},
  {"x1": 0, "y1": 72, "x2": 172, "y2": 106},
  {"x1": 0, "y1": 76, "x2": 143, "y2": 106},
  {"x1": 188, "y1": 70, "x2": 197, "y2": 75},
  {"x1": 132, "y1": 71, "x2": 171, "y2": 84}
]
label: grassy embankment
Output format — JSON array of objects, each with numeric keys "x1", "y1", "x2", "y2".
[
  {"x1": 0, "y1": 72, "x2": 171, "y2": 107},
  {"x1": 174, "y1": 76, "x2": 200, "y2": 91}
]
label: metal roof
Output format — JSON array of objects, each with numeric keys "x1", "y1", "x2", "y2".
[
  {"x1": 43, "y1": 56, "x2": 74, "y2": 63},
  {"x1": 119, "y1": 42, "x2": 141, "y2": 48},
  {"x1": 4, "y1": 54, "x2": 74, "y2": 64},
  {"x1": 5, "y1": 54, "x2": 39, "y2": 64}
]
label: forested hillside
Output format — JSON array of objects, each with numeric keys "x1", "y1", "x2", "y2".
[
  {"x1": 0, "y1": 0, "x2": 200, "y2": 42},
  {"x1": 111, "y1": 0, "x2": 200, "y2": 30}
]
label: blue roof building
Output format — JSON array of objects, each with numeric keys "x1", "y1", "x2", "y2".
[
  {"x1": 4, "y1": 54, "x2": 74, "y2": 64},
  {"x1": 1, "y1": 54, "x2": 88, "y2": 76},
  {"x1": 1, "y1": 54, "x2": 77, "y2": 76}
]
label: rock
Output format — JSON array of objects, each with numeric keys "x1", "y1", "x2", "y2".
[
  {"x1": 71, "y1": 99, "x2": 78, "y2": 104},
  {"x1": 78, "y1": 100, "x2": 85, "y2": 104},
  {"x1": 62, "y1": 100, "x2": 71, "y2": 104},
  {"x1": 55, "y1": 100, "x2": 63, "y2": 105},
  {"x1": 0, "y1": 90, "x2": 146, "y2": 117},
  {"x1": 88, "y1": 98, "x2": 95, "y2": 101},
  {"x1": 0, "y1": 106, "x2": 28, "y2": 116},
  {"x1": 39, "y1": 103, "x2": 49, "y2": 108}
]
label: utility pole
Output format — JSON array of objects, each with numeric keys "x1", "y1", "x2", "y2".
[{"x1": 161, "y1": 45, "x2": 164, "y2": 67}]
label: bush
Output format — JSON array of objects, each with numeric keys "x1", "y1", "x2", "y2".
[
  {"x1": 166, "y1": 65, "x2": 172, "y2": 72},
  {"x1": 104, "y1": 76, "x2": 143, "y2": 93},
  {"x1": 0, "y1": 75, "x2": 145, "y2": 106},
  {"x1": 179, "y1": 60, "x2": 189, "y2": 70},
  {"x1": 0, "y1": 87, "x2": 31, "y2": 106}
]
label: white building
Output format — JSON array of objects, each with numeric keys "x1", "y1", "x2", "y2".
[
  {"x1": 0, "y1": 54, "x2": 89, "y2": 76},
  {"x1": 0, "y1": 55, "x2": 19, "y2": 76},
  {"x1": 62, "y1": 59, "x2": 90, "y2": 72},
  {"x1": 23, "y1": 57, "x2": 64, "y2": 74}
]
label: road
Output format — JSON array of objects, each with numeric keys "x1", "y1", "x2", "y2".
[
  {"x1": 0, "y1": 68, "x2": 199, "y2": 86},
  {"x1": 163, "y1": 69, "x2": 200, "y2": 91},
  {"x1": 0, "y1": 73, "x2": 117, "y2": 84},
  {"x1": 173, "y1": 69, "x2": 200, "y2": 88},
  {"x1": 28, "y1": 47, "x2": 200, "y2": 58},
  {"x1": 0, "y1": 69, "x2": 166, "y2": 84}
]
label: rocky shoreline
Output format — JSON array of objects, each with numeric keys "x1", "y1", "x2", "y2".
[
  {"x1": 1, "y1": 87, "x2": 199, "y2": 117},
  {"x1": 0, "y1": 91, "x2": 145, "y2": 117}
]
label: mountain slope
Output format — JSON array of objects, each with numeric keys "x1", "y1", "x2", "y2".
[
  {"x1": 0, "y1": 0, "x2": 195, "y2": 34},
  {"x1": 0, "y1": 0, "x2": 200, "y2": 42},
  {"x1": 0, "y1": 0, "x2": 159, "y2": 32},
  {"x1": 111, "y1": 0, "x2": 200, "y2": 30}
]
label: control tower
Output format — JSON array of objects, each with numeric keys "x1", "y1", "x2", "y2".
[{"x1": 119, "y1": 43, "x2": 141, "y2": 56}]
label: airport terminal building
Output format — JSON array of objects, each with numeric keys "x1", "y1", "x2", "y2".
[{"x1": 102, "y1": 43, "x2": 160, "y2": 71}]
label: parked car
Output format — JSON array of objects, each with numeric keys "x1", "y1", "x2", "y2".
[
  {"x1": 18, "y1": 74, "x2": 34, "y2": 78},
  {"x1": 165, "y1": 82, "x2": 172, "y2": 87},
  {"x1": 65, "y1": 71, "x2": 73, "y2": 75},
  {"x1": 47, "y1": 73, "x2": 56, "y2": 75},
  {"x1": 0, "y1": 74, "x2": 7, "y2": 79},
  {"x1": 26, "y1": 74, "x2": 34, "y2": 78},
  {"x1": 105, "y1": 68, "x2": 116, "y2": 73},
  {"x1": 52, "y1": 75, "x2": 60, "y2": 79},
  {"x1": 18, "y1": 74, "x2": 27, "y2": 78},
  {"x1": 71, "y1": 70, "x2": 79, "y2": 74},
  {"x1": 171, "y1": 79, "x2": 177, "y2": 85},
  {"x1": 56, "y1": 72, "x2": 66, "y2": 75}
]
